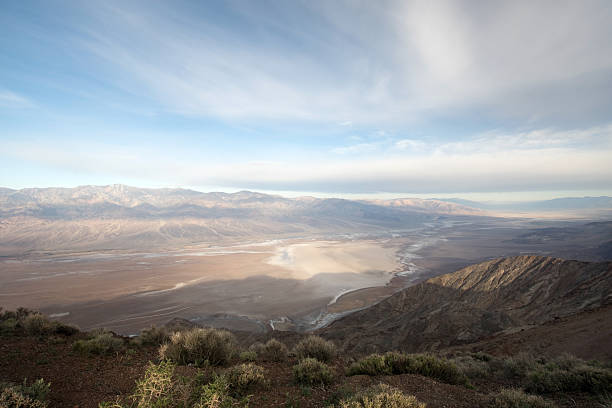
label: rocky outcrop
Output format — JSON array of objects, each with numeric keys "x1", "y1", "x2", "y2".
[{"x1": 320, "y1": 256, "x2": 612, "y2": 354}]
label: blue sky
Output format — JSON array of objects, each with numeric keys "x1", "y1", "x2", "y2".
[{"x1": 1, "y1": 0, "x2": 612, "y2": 200}]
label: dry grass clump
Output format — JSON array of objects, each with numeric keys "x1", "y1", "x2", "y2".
[
  {"x1": 224, "y1": 363, "x2": 267, "y2": 396},
  {"x1": 489, "y1": 388, "x2": 555, "y2": 408},
  {"x1": 137, "y1": 326, "x2": 171, "y2": 346},
  {"x1": 347, "y1": 352, "x2": 468, "y2": 385},
  {"x1": 159, "y1": 328, "x2": 237, "y2": 366},
  {"x1": 293, "y1": 358, "x2": 334, "y2": 386},
  {"x1": 335, "y1": 384, "x2": 426, "y2": 408},
  {"x1": 294, "y1": 336, "x2": 337, "y2": 363},
  {"x1": 0, "y1": 379, "x2": 50, "y2": 408},
  {"x1": 73, "y1": 332, "x2": 123, "y2": 355},
  {"x1": 99, "y1": 361, "x2": 251, "y2": 408},
  {"x1": 132, "y1": 360, "x2": 175, "y2": 408}
]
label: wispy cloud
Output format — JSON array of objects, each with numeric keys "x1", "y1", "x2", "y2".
[
  {"x1": 0, "y1": 90, "x2": 34, "y2": 108},
  {"x1": 48, "y1": 0, "x2": 612, "y2": 125},
  {"x1": 3, "y1": 124, "x2": 611, "y2": 194}
]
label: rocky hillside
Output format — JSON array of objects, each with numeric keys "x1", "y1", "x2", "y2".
[{"x1": 321, "y1": 255, "x2": 612, "y2": 354}]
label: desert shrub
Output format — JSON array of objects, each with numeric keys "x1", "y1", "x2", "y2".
[
  {"x1": 73, "y1": 332, "x2": 123, "y2": 355},
  {"x1": 0, "y1": 379, "x2": 50, "y2": 408},
  {"x1": 224, "y1": 363, "x2": 266, "y2": 396},
  {"x1": 294, "y1": 336, "x2": 337, "y2": 363},
  {"x1": 159, "y1": 328, "x2": 237, "y2": 366},
  {"x1": 348, "y1": 352, "x2": 467, "y2": 385},
  {"x1": 260, "y1": 339, "x2": 288, "y2": 362},
  {"x1": 23, "y1": 314, "x2": 53, "y2": 335},
  {"x1": 0, "y1": 317, "x2": 18, "y2": 336},
  {"x1": 502, "y1": 353, "x2": 540, "y2": 378},
  {"x1": 51, "y1": 321, "x2": 79, "y2": 336},
  {"x1": 336, "y1": 383, "x2": 425, "y2": 408},
  {"x1": 138, "y1": 326, "x2": 171, "y2": 346},
  {"x1": 525, "y1": 363, "x2": 612, "y2": 395},
  {"x1": 451, "y1": 355, "x2": 492, "y2": 378},
  {"x1": 248, "y1": 342, "x2": 265, "y2": 356},
  {"x1": 132, "y1": 360, "x2": 175, "y2": 408},
  {"x1": 346, "y1": 354, "x2": 391, "y2": 376},
  {"x1": 238, "y1": 351, "x2": 257, "y2": 362},
  {"x1": 489, "y1": 388, "x2": 555, "y2": 408},
  {"x1": 293, "y1": 358, "x2": 334, "y2": 386}
]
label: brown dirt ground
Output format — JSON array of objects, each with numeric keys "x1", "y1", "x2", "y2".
[{"x1": 0, "y1": 330, "x2": 607, "y2": 408}]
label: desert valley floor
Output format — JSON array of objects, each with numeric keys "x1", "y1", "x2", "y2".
[{"x1": 1, "y1": 217, "x2": 609, "y2": 334}]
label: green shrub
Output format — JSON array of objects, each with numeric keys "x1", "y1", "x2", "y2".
[
  {"x1": 239, "y1": 351, "x2": 257, "y2": 362},
  {"x1": 137, "y1": 326, "x2": 170, "y2": 346},
  {"x1": 159, "y1": 328, "x2": 237, "y2": 366},
  {"x1": 293, "y1": 358, "x2": 334, "y2": 386},
  {"x1": 0, "y1": 379, "x2": 50, "y2": 408},
  {"x1": 191, "y1": 375, "x2": 249, "y2": 408},
  {"x1": 224, "y1": 363, "x2": 266, "y2": 396},
  {"x1": 346, "y1": 354, "x2": 391, "y2": 376},
  {"x1": 294, "y1": 336, "x2": 337, "y2": 363},
  {"x1": 132, "y1": 361, "x2": 175, "y2": 408},
  {"x1": 489, "y1": 388, "x2": 555, "y2": 408},
  {"x1": 348, "y1": 352, "x2": 467, "y2": 385},
  {"x1": 336, "y1": 384, "x2": 425, "y2": 408},
  {"x1": 73, "y1": 332, "x2": 123, "y2": 355}
]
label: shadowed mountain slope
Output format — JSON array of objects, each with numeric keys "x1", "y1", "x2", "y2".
[{"x1": 321, "y1": 255, "x2": 612, "y2": 354}]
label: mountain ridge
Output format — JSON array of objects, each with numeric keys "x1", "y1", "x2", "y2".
[{"x1": 320, "y1": 255, "x2": 612, "y2": 354}]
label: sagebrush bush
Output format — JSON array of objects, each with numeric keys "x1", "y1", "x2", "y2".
[
  {"x1": 159, "y1": 328, "x2": 237, "y2": 366},
  {"x1": 294, "y1": 336, "x2": 337, "y2": 363},
  {"x1": 0, "y1": 378, "x2": 50, "y2": 408},
  {"x1": 336, "y1": 384, "x2": 426, "y2": 408},
  {"x1": 137, "y1": 326, "x2": 170, "y2": 346},
  {"x1": 347, "y1": 352, "x2": 467, "y2": 385},
  {"x1": 73, "y1": 332, "x2": 123, "y2": 355},
  {"x1": 224, "y1": 363, "x2": 266, "y2": 396},
  {"x1": 293, "y1": 358, "x2": 334, "y2": 385},
  {"x1": 489, "y1": 388, "x2": 555, "y2": 408}
]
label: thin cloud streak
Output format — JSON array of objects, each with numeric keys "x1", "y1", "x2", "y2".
[{"x1": 3, "y1": 125, "x2": 611, "y2": 194}]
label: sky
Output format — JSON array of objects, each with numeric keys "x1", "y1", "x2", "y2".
[{"x1": 1, "y1": 0, "x2": 612, "y2": 201}]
